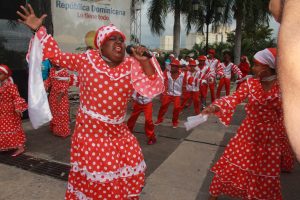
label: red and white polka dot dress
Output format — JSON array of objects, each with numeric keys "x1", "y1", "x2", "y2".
[
  {"x1": 33, "y1": 27, "x2": 164, "y2": 199},
  {"x1": 209, "y1": 78, "x2": 291, "y2": 200},
  {"x1": 0, "y1": 79, "x2": 27, "y2": 151},
  {"x1": 44, "y1": 68, "x2": 71, "y2": 137}
]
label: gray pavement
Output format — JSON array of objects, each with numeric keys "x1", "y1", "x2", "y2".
[{"x1": 0, "y1": 92, "x2": 299, "y2": 200}]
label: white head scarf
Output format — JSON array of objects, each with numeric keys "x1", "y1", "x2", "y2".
[{"x1": 253, "y1": 48, "x2": 277, "y2": 69}]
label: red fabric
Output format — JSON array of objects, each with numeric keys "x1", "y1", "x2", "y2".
[
  {"x1": 127, "y1": 101, "x2": 155, "y2": 139},
  {"x1": 216, "y1": 63, "x2": 225, "y2": 77},
  {"x1": 0, "y1": 64, "x2": 12, "y2": 76},
  {"x1": 238, "y1": 62, "x2": 250, "y2": 78},
  {"x1": 200, "y1": 84, "x2": 208, "y2": 99},
  {"x1": 236, "y1": 81, "x2": 245, "y2": 91},
  {"x1": 208, "y1": 82, "x2": 216, "y2": 102},
  {"x1": 156, "y1": 95, "x2": 181, "y2": 126},
  {"x1": 170, "y1": 59, "x2": 180, "y2": 66},
  {"x1": 197, "y1": 55, "x2": 207, "y2": 61},
  {"x1": 181, "y1": 91, "x2": 200, "y2": 114},
  {"x1": 209, "y1": 78, "x2": 286, "y2": 200},
  {"x1": 216, "y1": 77, "x2": 231, "y2": 98},
  {"x1": 44, "y1": 68, "x2": 71, "y2": 138},
  {"x1": 0, "y1": 80, "x2": 27, "y2": 150},
  {"x1": 32, "y1": 26, "x2": 164, "y2": 199},
  {"x1": 187, "y1": 77, "x2": 194, "y2": 85}
]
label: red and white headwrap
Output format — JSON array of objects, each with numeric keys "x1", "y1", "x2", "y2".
[
  {"x1": 94, "y1": 24, "x2": 126, "y2": 49},
  {"x1": 0, "y1": 64, "x2": 12, "y2": 77},
  {"x1": 253, "y1": 48, "x2": 277, "y2": 69},
  {"x1": 0, "y1": 64, "x2": 13, "y2": 83}
]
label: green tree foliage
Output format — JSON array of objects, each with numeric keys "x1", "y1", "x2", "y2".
[
  {"x1": 179, "y1": 24, "x2": 276, "y2": 63},
  {"x1": 227, "y1": 24, "x2": 276, "y2": 62}
]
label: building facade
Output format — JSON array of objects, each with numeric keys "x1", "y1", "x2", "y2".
[
  {"x1": 160, "y1": 35, "x2": 174, "y2": 51},
  {"x1": 186, "y1": 26, "x2": 231, "y2": 49}
]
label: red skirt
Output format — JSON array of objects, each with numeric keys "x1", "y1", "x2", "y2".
[
  {"x1": 65, "y1": 114, "x2": 146, "y2": 199},
  {"x1": 0, "y1": 113, "x2": 25, "y2": 150}
]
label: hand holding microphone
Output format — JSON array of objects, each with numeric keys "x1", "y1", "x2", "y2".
[{"x1": 126, "y1": 45, "x2": 153, "y2": 62}]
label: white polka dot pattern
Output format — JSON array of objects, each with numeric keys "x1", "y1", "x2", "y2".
[
  {"x1": 209, "y1": 78, "x2": 292, "y2": 200},
  {"x1": 0, "y1": 80, "x2": 27, "y2": 150},
  {"x1": 30, "y1": 26, "x2": 164, "y2": 199},
  {"x1": 44, "y1": 68, "x2": 71, "y2": 137}
]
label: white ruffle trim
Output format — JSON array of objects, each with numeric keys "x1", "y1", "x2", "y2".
[
  {"x1": 80, "y1": 105, "x2": 125, "y2": 125},
  {"x1": 71, "y1": 160, "x2": 146, "y2": 183},
  {"x1": 86, "y1": 50, "x2": 131, "y2": 81},
  {"x1": 67, "y1": 183, "x2": 92, "y2": 200},
  {"x1": 67, "y1": 183, "x2": 142, "y2": 200}
]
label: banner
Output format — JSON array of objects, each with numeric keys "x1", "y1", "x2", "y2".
[{"x1": 51, "y1": 0, "x2": 131, "y2": 51}]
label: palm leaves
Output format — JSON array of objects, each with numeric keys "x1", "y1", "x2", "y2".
[
  {"x1": 147, "y1": 0, "x2": 195, "y2": 56},
  {"x1": 147, "y1": 0, "x2": 169, "y2": 35}
]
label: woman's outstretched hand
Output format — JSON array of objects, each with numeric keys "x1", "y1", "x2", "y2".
[
  {"x1": 16, "y1": 4, "x2": 47, "y2": 31},
  {"x1": 202, "y1": 105, "x2": 220, "y2": 115}
]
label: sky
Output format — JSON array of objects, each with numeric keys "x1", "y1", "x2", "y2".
[{"x1": 140, "y1": 1, "x2": 280, "y2": 49}]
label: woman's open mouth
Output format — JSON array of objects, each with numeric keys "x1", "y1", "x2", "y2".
[{"x1": 114, "y1": 46, "x2": 123, "y2": 53}]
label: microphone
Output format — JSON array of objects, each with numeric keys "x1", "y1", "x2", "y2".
[{"x1": 126, "y1": 45, "x2": 153, "y2": 58}]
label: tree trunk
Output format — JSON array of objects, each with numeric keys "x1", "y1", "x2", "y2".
[
  {"x1": 173, "y1": 1, "x2": 181, "y2": 57},
  {"x1": 234, "y1": 8, "x2": 243, "y2": 64},
  {"x1": 206, "y1": 23, "x2": 209, "y2": 54}
]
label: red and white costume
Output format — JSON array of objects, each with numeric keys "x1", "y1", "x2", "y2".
[
  {"x1": 209, "y1": 48, "x2": 293, "y2": 200},
  {"x1": 44, "y1": 68, "x2": 72, "y2": 137},
  {"x1": 216, "y1": 62, "x2": 242, "y2": 98},
  {"x1": 0, "y1": 65, "x2": 27, "y2": 151},
  {"x1": 181, "y1": 61, "x2": 201, "y2": 114},
  {"x1": 197, "y1": 56, "x2": 212, "y2": 108},
  {"x1": 127, "y1": 91, "x2": 155, "y2": 140},
  {"x1": 30, "y1": 25, "x2": 164, "y2": 199},
  {"x1": 205, "y1": 56, "x2": 220, "y2": 102},
  {"x1": 156, "y1": 61, "x2": 185, "y2": 127}
]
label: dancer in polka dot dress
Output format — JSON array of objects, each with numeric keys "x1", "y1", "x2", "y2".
[
  {"x1": 44, "y1": 66, "x2": 72, "y2": 138},
  {"x1": 202, "y1": 48, "x2": 292, "y2": 200},
  {"x1": 0, "y1": 64, "x2": 27, "y2": 157},
  {"x1": 18, "y1": 5, "x2": 164, "y2": 200}
]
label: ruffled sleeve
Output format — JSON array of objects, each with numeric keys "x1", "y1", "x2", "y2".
[
  {"x1": 130, "y1": 57, "x2": 164, "y2": 98},
  {"x1": 9, "y1": 84, "x2": 28, "y2": 112},
  {"x1": 213, "y1": 80, "x2": 249, "y2": 126},
  {"x1": 27, "y1": 26, "x2": 83, "y2": 72}
]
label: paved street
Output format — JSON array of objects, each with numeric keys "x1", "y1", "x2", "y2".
[{"x1": 0, "y1": 93, "x2": 299, "y2": 200}]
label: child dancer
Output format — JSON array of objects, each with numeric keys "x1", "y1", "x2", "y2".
[
  {"x1": 216, "y1": 51, "x2": 242, "y2": 98},
  {"x1": 18, "y1": 5, "x2": 164, "y2": 200},
  {"x1": 127, "y1": 91, "x2": 156, "y2": 145},
  {"x1": 44, "y1": 65, "x2": 72, "y2": 138},
  {"x1": 206, "y1": 49, "x2": 220, "y2": 103},
  {"x1": 155, "y1": 59, "x2": 185, "y2": 128},
  {"x1": 203, "y1": 48, "x2": 289, "y2": 200},
  {"x1": 236, "y1": 55, "x2": 250, "y2": 90},
  {"x1": 181, "y1": 60, "x2": 201, "y2": 114},
  {"x1": 0, "y1": 64, "x2": 27, "y2": 156}
]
